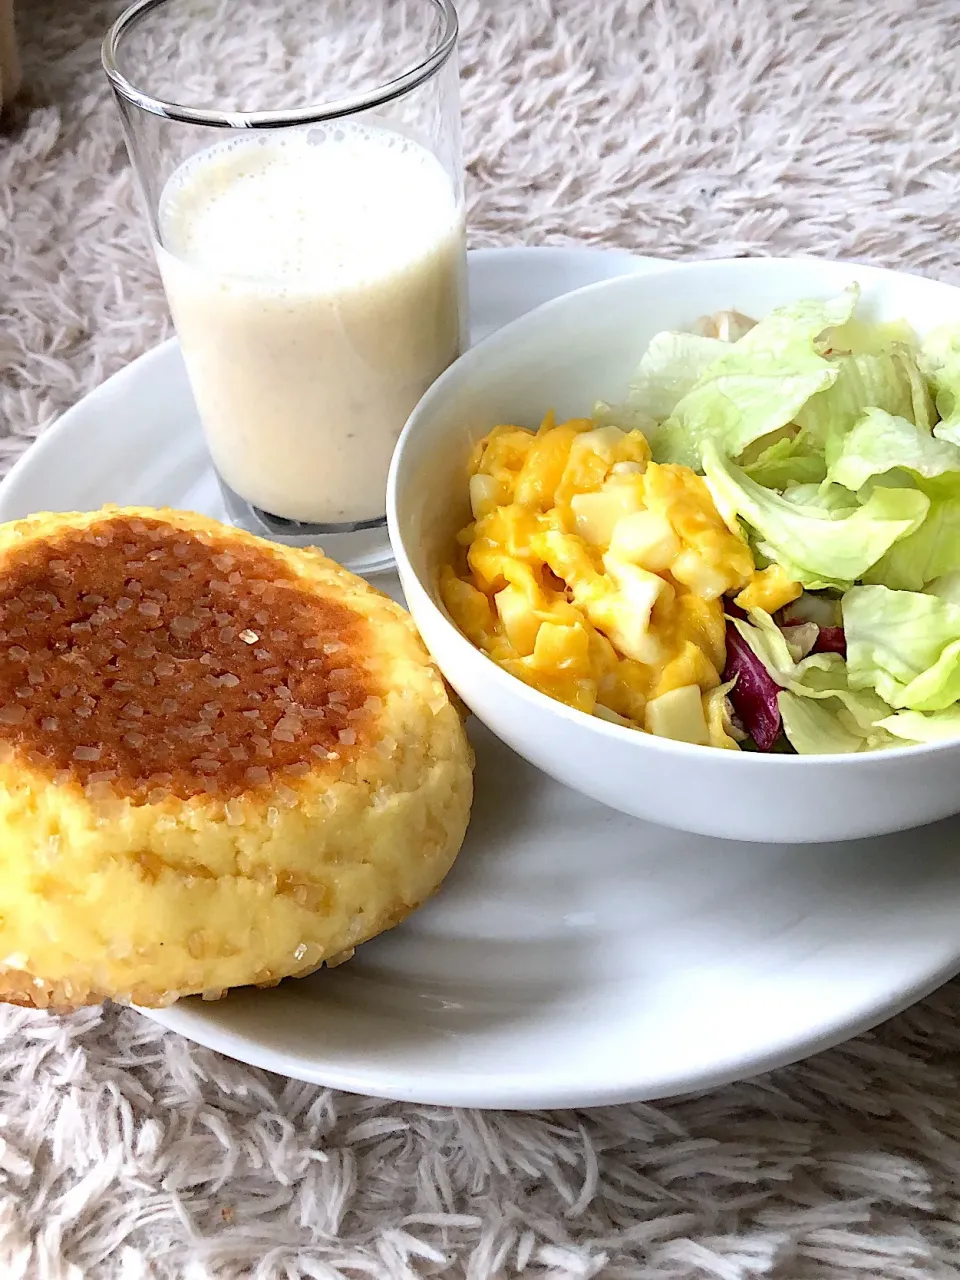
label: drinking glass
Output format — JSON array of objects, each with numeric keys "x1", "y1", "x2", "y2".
[{"x1": 103, "y1": 0, "x2": 466, "y2": 574}]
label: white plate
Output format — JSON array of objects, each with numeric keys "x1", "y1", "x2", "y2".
[{"x1": 4, "y1": 246, "x2": 960, "y2": 1109}]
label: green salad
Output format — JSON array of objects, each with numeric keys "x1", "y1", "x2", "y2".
[{"x1": 601, "y1": 284, "x2": 960, "y2": 754}]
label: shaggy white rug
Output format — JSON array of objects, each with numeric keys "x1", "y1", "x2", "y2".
[{"x1": 3, "y1": 0, "x2": 960, "y2": 1276}]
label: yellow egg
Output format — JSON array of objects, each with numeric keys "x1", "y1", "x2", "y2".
[{"x1": 735, "y1": 564, "x2": 803, "y2": 614}]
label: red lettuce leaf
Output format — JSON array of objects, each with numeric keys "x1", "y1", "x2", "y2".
[
  {"x1": 724, "y1": 598, "x2": 748, "y2": 621},
  {"x1": 812, "y1": 625, "x2": 846, "y2": 657},
  {"x1": 722, "y1": 621, "x2": 783, "y2": 752}
]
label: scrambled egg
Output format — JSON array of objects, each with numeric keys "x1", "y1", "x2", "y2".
[{"x1": 440, "y1": 414, "x2": 796, "y2": 749}]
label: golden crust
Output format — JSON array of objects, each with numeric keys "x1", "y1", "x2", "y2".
[{"x1": 0, "y1": 506, "x2": 473, "y2": 1009}]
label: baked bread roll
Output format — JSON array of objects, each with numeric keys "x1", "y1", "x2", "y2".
[{"x1": 0, "y1": 506, "x2": 473, "y2": 1009}]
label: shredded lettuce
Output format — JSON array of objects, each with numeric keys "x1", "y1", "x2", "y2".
[
  {"x1": 795, "y1": 350, "x2": 927, "y2": 464},
  {"x1": 730, "y1": 608, "x2": 904, "y2": 753},
  {"x1": 742, "y1": 432, "x2": 827, "y2": 489},
  {"x1": 876, "y1": 708, "x2": 960, "y2": 743},
  {"x1": 827, "y1": 408, "x2": 960, "y2": 493},
  {"x1": 925, "y1": 571, "x2": 960, "y2": 605},
  {"x1": 777, "y1": 693, "x2": 867, "y2": 754},
  {"x1": 616, "y1": 331, "x2": 729, "y2": 421},
  {"x1": 601, "y1": 289, "x2": 960, "y2": 753},
  {"x1": 844, "y1": 585, "x2": 960, "y2": 711},
  {"x1": 819, "y1": 316, "x2": 920, "y2": 356},
  {"x1": 920, "y1": 325, "x2": 960, "y2": 444},
  {"x1": 822, "y1": 410, "x2": 960, "y2": 590},
  {"x1": 781, "y1": 481, "x2": 859, "y2": 514},
  {"x1": 702, "y1": 440, "x2": 929, "y2": 586},
  {"x1": 865, "y1": 498, "x2": 960, "y2": 592},
  {"x1": 650, "y1": 290, "x2": 857, "y2": 469},
  {"x1": 591, "y1": 398, "x2": 657, "y2": 437}
]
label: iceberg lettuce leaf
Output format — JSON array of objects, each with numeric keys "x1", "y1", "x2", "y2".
[
  {"x1": 651, "y1": 290, "x2": 858, "y2": 469},
  {"x1": 844, "y1": 584, "x2": 960, "y2": 711},
  {"x1": 795, "y1": 350, "x2": 926, "y2": 464},
  {"x1": 826, "y1": 409, "x2": 960, "y2": 590},
  {"x1": 827, "y1": 408, "x2": 960, "y2": 493},
  {"x1": 875, "y1": 707, "x2": 960, "y2": 743},
  {"x1": 702, "y1": 440, "x2": 930, "y2": 585},
  {"x1": 919, "y1": 324, "x2": 960, "y2": 444},
  {"x1": 742, "y1": 432, "x2": 827, "y2": 489}
]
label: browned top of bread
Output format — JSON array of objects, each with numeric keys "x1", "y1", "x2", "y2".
[{"x1": 0, "y1": 509, "x2": 380, "y2": 804}]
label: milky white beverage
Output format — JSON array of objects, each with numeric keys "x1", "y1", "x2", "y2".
[{"x1": 156, "y1": 125, "x2": 466, "y2": 525}]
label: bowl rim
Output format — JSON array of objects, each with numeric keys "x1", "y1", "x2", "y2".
[{"x1": 388, "y1": 254, "x2": 960, "y2": 766}]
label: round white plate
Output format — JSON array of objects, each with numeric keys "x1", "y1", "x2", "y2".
[{"x1": 4, "y1": 246, "x2": 960, "y2": 1109}]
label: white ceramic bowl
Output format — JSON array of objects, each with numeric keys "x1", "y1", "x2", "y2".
[{"x1": 387, "y1": 257, "x2": 960, "y2": 843}]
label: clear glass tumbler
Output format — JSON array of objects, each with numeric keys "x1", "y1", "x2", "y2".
[{"x1": 102, "y1": 0, "x2": 466, "y2": 575}]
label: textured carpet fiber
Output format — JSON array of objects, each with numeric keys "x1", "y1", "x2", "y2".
[{"x1": 3, "y1": 0, "x2": 960, "y2": 1276}]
